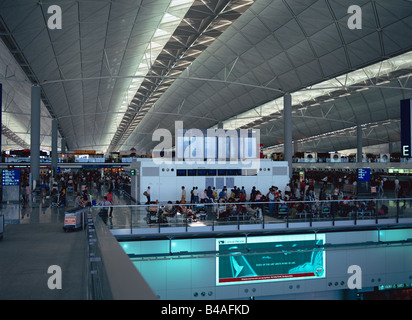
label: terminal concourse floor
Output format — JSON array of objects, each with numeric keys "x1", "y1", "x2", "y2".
[{"x1": 0, "y1": 187, "x2": 130, "y2": 300}]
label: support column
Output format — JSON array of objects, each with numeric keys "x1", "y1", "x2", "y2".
[
  {"x1": 388, "y1": 141, "x2": 393, "y2": 155},
  {"x1": 61, "y1": 138, "x2": 66, "y2": 154},
  {"x1": 293, "y1": 140, "x2": 298, "y2": 155},
  {"x1": 30, "y1": 85, "x2": 41, "y2": 185},
  {"x1": 357, "y1": 124, "x2": 363, "y2": 163},
  {"x1": 284, "y1": 93, "x2": 292, "y2": 178},
  {"x1": 0, "y1": 83, "x2": 2, "y2": 161},
  {"x1": 0, "y1": 83, "x2": 2, "y2": 159},
  {"x1": 61, "y1": 137, "x2": 66, "y2": 163},
  {"x1": 51, "y1": 119, "x2": 58, "y2": 177}
]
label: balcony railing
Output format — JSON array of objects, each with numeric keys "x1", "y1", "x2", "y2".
[{"x1": 90, "y1": 197, "x2": 412, "y2": 236}]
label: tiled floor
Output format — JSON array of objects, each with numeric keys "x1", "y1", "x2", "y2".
[
  {"x1": 0, "y1": 187, "x2": 130, "y2": 300},
  {"x1": 3, "y1": 187, "x2": 130, "y2": 225}
]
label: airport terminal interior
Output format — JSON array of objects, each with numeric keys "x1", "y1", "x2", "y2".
[{"x1": 1, "y1": 0, "x2": 412, "y2": 301}]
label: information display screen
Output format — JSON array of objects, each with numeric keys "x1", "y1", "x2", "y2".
[
  {"x1": 358, "y1": 168, "x2": 371, "y2": 182},
  {"x1": 216, "y1": 234, "x2": 326, "y2": 286},
  {"x1": 2, "y1": 169, "x2": 20, "y2": 186}
]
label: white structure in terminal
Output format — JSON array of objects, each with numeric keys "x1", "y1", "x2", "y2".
[{"x1": 130, "y1": 158, "x2": 289, "y2": 203}]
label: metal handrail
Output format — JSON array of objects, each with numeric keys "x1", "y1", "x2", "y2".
[{"x1": 91, "y1": 196, "x2": 412, "y2": 234}]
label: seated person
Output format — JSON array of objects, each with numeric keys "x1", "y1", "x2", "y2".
[
  {"x1": 149, "y1": 200, "x2": 161, "y2": 213},
  {"x1": 164, "y1": 201, "x2": 174, "y2": 213},
  {"x1": 179, "y1": 205, "x2": 197, "y2": 221},
  {"x1": 161, "y1": 201, "x2": 176, "y2": 219},
  {"x1": 227, "y1": 203, "x2": 238, "y2": 214},
  {"x1": 243, "y1": 204, "x2": 261, "y2": 219}
]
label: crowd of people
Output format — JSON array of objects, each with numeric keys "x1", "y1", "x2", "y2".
[
  {"x1": 143, "y1": 171, "x2": 408, "y2": 222},
  {"x1": 15, "y1": 166, "x2": 411, "y2": 224},
  {"x1": 19, "y1": 169, "x2": 129, "y2": 212}
]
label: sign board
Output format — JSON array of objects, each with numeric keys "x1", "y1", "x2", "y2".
[
  {"x1": 401, "y1": 99, "x2": 412, "y2": 158},
  {"x1": 357, "y1": 168, "x2": 370, "y2": 182},
  {"x1": 216, "y1": 234, "x2": 326, "y2": 286},
  {"x1": 357, "y1": 168, "x2": 371, "y2": 194},
  {"x1": 2, "y1": 169, "x2": 20, "y2": 186}
]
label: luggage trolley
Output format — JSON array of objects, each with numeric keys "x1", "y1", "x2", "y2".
[{"x1": 63, "y1": 207, "x2": 86, "y2": 232}]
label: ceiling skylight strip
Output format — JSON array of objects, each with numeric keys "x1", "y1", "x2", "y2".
[
  {"x1": 219, "y1": 51, "x2": 412, "y2": 131},
  {"x1": 106, "y1": 0, "x2": 195, "y2": 150}
]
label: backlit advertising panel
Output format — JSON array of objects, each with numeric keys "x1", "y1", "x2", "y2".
[
  {"x1": 401, "y1": 99, "x2": 412, "y2": 158},
  {"x1": 216, "y1": 234, "x2": 325, "y2": 286}
]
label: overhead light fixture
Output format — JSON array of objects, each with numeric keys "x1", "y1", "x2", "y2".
[
  {"x1": 376, "y1": 80, "x2": 390, "y2": 86},
  {"x1": 356, "y1": 87, "x2": 369, "y2": 92},
  {"x1": 399, "y1": 73, "x2": 412, "y2": 79}
]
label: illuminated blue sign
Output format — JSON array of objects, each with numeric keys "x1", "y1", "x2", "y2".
[
  {"x1": 2, "y1": 169, "x2": 20, "y2": 186},
  {"x1": 358, "y1": 168, "x2": 370, "y2": 182},
  {"x1": 401, "y1": 99, "x2": 412, "y2": 158}
]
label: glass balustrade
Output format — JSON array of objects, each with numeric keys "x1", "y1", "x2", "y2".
[{"x1": 90, "y1": 197, "x2": 412, "y2": 235}]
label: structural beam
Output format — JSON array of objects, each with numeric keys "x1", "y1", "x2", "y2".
[
  {"x1": 30, "y1": 85, "x2": 41, "y2": 184},
  {"x1": 284, "y1": 93, "x2": 292, "y2": 178},
  {"x1": 52, "y1": 118, "x2": 58, "y2": 177},
  {"x1": 357, "y1": 124, "x2": 363, "y2": 163}
]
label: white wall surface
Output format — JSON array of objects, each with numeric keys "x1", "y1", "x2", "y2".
[{"x1": 131, "y1": 159, "x2": 290, "y2": 203}]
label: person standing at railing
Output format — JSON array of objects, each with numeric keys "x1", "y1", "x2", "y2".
[
  {"x1": 193, "y1": 187, "x2": 199, "y2": 204},
  {"x1": 237, "y1": 189, "x2": 246, "y2": 214},
  {"x1": 200, "y1": 189, "x2": 207, "y2": 203},
  {"x1": 206, "y1": 186, "x2": 213, "y2": 201},
  {"x1": 25, "y1": 183, "x2": 31, "y2": 204},
  {"x1": 397, "y1": 184, "x2": 406, "y2": 206},
  {"x1": 98, "y1": 195, "x2": 111, "y2": 207},
  {"x1": 268, "y1": 188, "x2": 275, "y2": 216},
  {"x1": 98, "y1": 196, "x2": 112, "y2": 224},
  {"x1": 213, "y1": 187, "x2": 218, "y2": 199},
  {"x1": 394, "y1": 177, "x2": 400, "y2": 194},
  {"x1": 378, "y1": 179, "x2": 384, "y2": 194},
  {"x1": 181, "y1": 186, "x2": 186, "y2": 204},
  {"x1": 74, "y1": 193, "x2": 85, "y2": 208},
  {"x1": 218, "y1": 188, "x2": 227, "y2": 202},
  {"x1": 190, "y1": 187, "x2": 195, "y2": 204},
  {"x1": 106, "y1": 189, "x2": 114, "y2": 217},
  {"x1": 59, "y1": 186, "x2": 67, "y2": 208},
  {"x1": 240, "y1": 186, "x2": 246, "y2": 199},
  {"x1": 250, "y1": 186, "x2": 256, "y2": 201},
  {"x1": 144, "y1": 186, "x2": 150, "y2": 204},
  {"x1": 284, "y1": 183, "x2": 291, "y2": 198}
]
